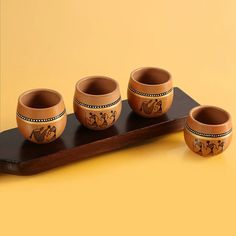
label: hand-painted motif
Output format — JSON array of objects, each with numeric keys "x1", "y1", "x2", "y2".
[
  {"x1": 140, "y1": 99, "x2": 162, "y2": 115},
  {"x1": 30, "y1": 125, "x2": 56, "y2": 143},
  {"x1": 193, "y1": 139, "x2": 225, "y2": 156},
  {"x1": 86, "y1": 110, "x2": 117, "y2": 128}
]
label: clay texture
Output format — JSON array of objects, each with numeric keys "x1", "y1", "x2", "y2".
[
  {"x1": 74, "y1": 76, "x2": 122, "y2": 130},
  {"x1": 184, "y1": 105, "x2": 232, "y2": 156},
  {"x1": 16, "y1": 89, "x2": 67, "y2": 144},
  {"x1": 128, "y1": 67, "x2": 173, "y2": 118}
]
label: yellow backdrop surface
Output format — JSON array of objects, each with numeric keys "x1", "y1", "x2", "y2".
[{"x1": 1, "y1": 0, "x2": 236, "y2": 235}]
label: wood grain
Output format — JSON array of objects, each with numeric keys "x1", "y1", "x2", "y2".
[{"x1": 0, "y1": 87, "x2": 199, "y2": 175}]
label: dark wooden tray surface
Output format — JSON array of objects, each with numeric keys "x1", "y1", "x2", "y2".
[{"x1": 0, "y1": 87, "x2": 199, "y2": 175}]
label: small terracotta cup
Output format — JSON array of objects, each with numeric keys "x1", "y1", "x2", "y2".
[
  {"x1": 184, "y1": 105, "x2": 232, "y2": 157},
  {"x1": 73, "y1": 76, "x2": 122, "y2": 130},
  {"x1": 17, "y1": 89, "x2": 67, "y2": 144},
  {"x1": 127, "y1": 67, "x2": 173, "y2": 118}
]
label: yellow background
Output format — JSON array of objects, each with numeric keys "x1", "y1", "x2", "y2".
[{"x1": 1, "y1": 0, "x2": 236, "y2": 235}]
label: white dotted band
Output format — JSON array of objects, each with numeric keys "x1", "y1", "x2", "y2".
[
  {"x1": 129, "y1": 86, "x2": 173, "y2": 97},
  {"x1": 185, "y1": 123, "x2": 232, "y2": 138},
  {"x1": 74, "y1": 97, "x2": 121, "y2": 109},
  {"x1": 17, "y1": 109, "x2": 66, "y2": 123}
]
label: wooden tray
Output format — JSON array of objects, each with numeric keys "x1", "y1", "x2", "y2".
[{"x1": 0, "y1": 87, "x2": 199, "y2": 175}]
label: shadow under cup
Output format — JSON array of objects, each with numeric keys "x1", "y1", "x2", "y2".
[
  {"x1": 16, "y1": 89, "x2": 67, "y2": 144},
  {"x1": 73, "y1": 76, "x2": 122, "y2": 130},
  {"x1": 127, "y1": 67, "x2": 174, "y2": 118}
]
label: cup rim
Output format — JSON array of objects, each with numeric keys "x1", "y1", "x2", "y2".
[
  {"x1": 130, "y1": 67, "x2": 172, "y2": 87},
  {"x1": 18, "y1": 88, "x2": 63, "y2": 111},
  {"x1": 75, "y1": 75, "x2": 119, "y2": 97},
  {"x1": 189, "y1": 105, "x2": 231, "y2": 128}
]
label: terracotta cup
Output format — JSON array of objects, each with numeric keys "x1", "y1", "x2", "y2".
[
  {"x1": 127, "y1": 67, "x2": 173, "y2": 118},
  {"x1": 17, "y1": 89, "x2": 67, "y2": 144},
  {"x1": 73, "y1": 76, "x2": 122, "y2": 130},
  {"x1": 184, "y1": 105, "x2": 232, "y2": 157}
]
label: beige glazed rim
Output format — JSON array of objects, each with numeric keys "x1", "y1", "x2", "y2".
[
  {"x1": 186, "y1": 105, "x2": 232, "y2": 137},
  {"x1": 74, "y1": 76, "x2": 121, "y2": 105}
]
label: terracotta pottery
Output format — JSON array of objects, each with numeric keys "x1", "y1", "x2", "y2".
[
  {"x1": 17, "y1": 89, "x2": 67, "y2": 144},
  {"x1": 127, "y1": 67, "x2": 173, "y2": 118},
  {"x1": 73, "y1": 76, "x2": 122, "y2": 130},
  {"x1": 184, "y1": 105, "x2": 232, "y2": 157}
]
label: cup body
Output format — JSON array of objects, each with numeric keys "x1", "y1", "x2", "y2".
[
  {"x1": 127, "y1": 67, "x2": 173, "y2": 118},
  {"x1": 17, "y1": 89, "x2": 67, "y2": 144},
  {"x1": 73, "y1": 76, "x2": 122, "y2": 130},
  {"x1": 184, "y1": 105, "x2": 232, "y2": 156}
]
